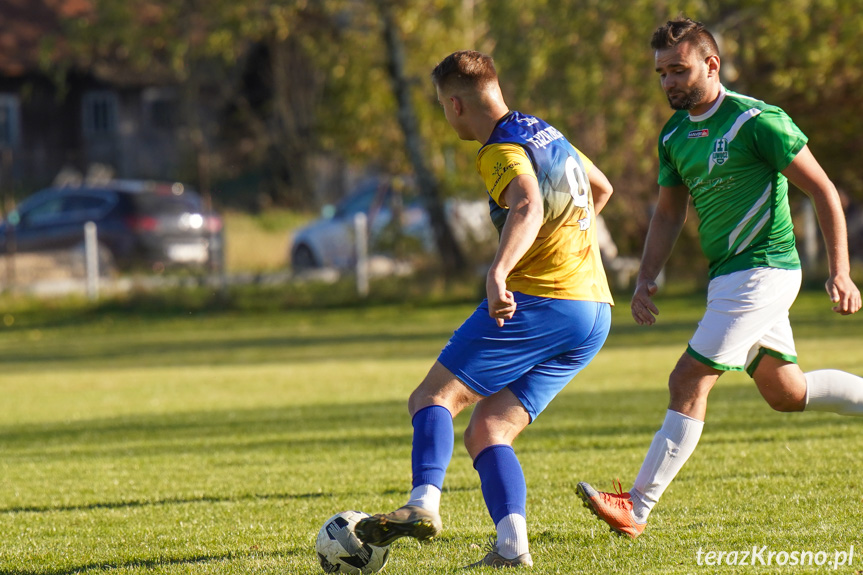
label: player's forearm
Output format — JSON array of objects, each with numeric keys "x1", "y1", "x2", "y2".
[
  {"x1": 781, "y1": 145, "x2": 853, "y2": 276},
  {"x1": 488, "y1": 197, "x2": 543, "y2": 283},
  {"x1": 638, "y1": 191, "x2": 688, "y2": 283},
  {"x1": 811, "y1": 192, "x2": 853, "y2": 276},
  {"x1": 588, "y1": 166, "x2": 614, "y2": 215}
]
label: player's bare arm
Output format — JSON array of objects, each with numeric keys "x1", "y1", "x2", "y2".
[
  {"x1": 632, "y1": 184, "x2": 690, "y2": 325},
  {"x1": 487, "y1": 174, "x2": 544, "y2": 327},
  {"x1": 588, "y1": 164, "x2": 614, "y2": 215},
  {"x1": 781, "y1": 145, "x2": 862, "y2": 315}
]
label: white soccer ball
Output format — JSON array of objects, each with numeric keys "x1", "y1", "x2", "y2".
[{"x1": 316, "y1": 510, "x2": 390, "y2": 574}]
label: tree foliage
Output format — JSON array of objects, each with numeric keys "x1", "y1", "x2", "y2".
[{"x1": 56, "y1": 0, "x2": 863, "y2": 259}]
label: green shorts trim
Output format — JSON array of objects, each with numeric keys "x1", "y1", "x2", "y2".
[
  {"x1": 686, "y1": 345, "x2": 798, "y2": 376},
  {"x1": 686, "y1": 345, "x2": 744, "y2": 372},
  {"x1": 745, "y1": 347, "x2": 798, "y2": 376}
]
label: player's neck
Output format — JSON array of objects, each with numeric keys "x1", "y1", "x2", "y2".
[
  {"x1": 476, "y1": 106, "x2": 510, "y2": 144},
  {"x1": 689, "y1": 83, "x2": 723, "y2": 118}
]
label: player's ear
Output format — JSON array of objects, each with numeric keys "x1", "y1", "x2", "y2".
[
  {"x1": 706, "y1": 54, "x2": 720, "y2": 78},
  {"x1": 451, "y1": 96, "x2": 464, "y2": 115}
]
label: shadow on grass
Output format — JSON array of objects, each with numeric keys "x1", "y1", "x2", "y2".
[
  {"x1": 0, "y1": 491, "x2": 328, "y2": 515},
  {"x1": 3, "y1": 381, "x2": 858, "y2": 468},
  {"x1": 0, "y1": 548, "x2": 291, "y2": 575},
  {"x1": 3, "y1": 289, "x2": 860, "y2": 373},
  {"x1": 0, "y1": 330, "x2": 455, "y2": 369}
]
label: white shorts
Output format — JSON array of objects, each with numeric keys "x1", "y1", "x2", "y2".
[{"x1": 687, "y1": 267, "x2": 802, "y2": 375}]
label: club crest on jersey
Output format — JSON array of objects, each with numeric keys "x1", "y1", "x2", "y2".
[
  {"x1": 688, "y1": 129, "x2": 709, "y2": 138},
  {"x1": 711, "y1": 138, "x2": 729, "y2": 165}
]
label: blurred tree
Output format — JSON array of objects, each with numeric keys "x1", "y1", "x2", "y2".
[
  {"x1": 377, "y1": 0, "x2": 467, "y2": 277},
  {"x1": 710, "y1": 0, "x2": 863, "y2": 199},
  {"x1": 53, "y1": 0, "x2": 863, "y2": 272},
  {"x1": 59, "y1": 0, "x2": 343, "y2": 208}
]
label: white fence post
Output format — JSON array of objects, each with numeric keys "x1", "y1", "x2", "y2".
[
  {"x1": 355, "y1": 212, "x2": 369, "y2": 298},
  {"x1": 84, "y1": 221, "x2": 99, "y2": 301}
]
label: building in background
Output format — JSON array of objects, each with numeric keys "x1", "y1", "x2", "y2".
[{"x1": 0, "y1": 0, "x2": 184, "y2": 192}]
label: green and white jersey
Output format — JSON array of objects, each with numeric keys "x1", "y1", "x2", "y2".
[{"x1": 658, "y1": 87, "x2": 807, "y2": 278}]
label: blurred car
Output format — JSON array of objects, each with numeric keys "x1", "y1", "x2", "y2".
[
  {"x1": 0, "y1": 179, "x2": 224, "y2": 274},
  {"x1": 290, "y1": 177, "x2": 493, "y2": 272}
]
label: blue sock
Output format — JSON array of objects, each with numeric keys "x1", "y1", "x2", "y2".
[
  {"x1": 473, "y1": 444, "x2": 526, "y2": 523},
  {"x1": 411, "y1": 405, "x2": 454, "y2": 490}
]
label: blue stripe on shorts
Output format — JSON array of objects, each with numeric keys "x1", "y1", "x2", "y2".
[{"x1": 437, "y1": 292, "x2": 611, "y2": 421}]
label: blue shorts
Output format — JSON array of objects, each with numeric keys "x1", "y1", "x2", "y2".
[{"x1": 438, "y1": 292, "x2": 611, "y2": 422}]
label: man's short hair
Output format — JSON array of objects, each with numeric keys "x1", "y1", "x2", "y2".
[
  {"x1": 650, "y1": 17, "x2": 719, "y2": 59},
  {"x1": 431, "y1": 50, "x2": 498, "y2": 92}
]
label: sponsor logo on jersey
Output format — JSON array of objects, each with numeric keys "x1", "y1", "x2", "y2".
[
  {"x1": 526, "y1": 126, "x2": 565, "y2": 150},
  {"x1": 688, "y1": 129, "x2": 709, "y2": 138},
  {"x1": 711, "y1": 138, "x2": 729, "y2": 165},
  {"x1": 517, "y1": 116, "x2": 539, "y2": 126},
  {"x1": 490, "y1": 161, "x2": 519, "y2": 195}
]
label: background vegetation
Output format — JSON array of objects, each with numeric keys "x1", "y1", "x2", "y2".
[{"x1": 56, "y1": 0, "x2": 863, "y2": 272}]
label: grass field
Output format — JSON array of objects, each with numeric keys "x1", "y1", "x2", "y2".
[
  {"x1": 221, "y1": 209, "x2": 312, "y2": 274},
  {"x1": 1, "y1": 288, "x2": 862, "y2": 574}
]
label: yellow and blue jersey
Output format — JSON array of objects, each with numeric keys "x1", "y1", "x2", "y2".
[{"x1": 476, "y1": 111, "x2": 613, "y2": 304}]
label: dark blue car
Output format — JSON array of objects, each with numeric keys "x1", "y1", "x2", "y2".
[{"x1": 0, "y1": 180, "x2": 224, "y2": 273}]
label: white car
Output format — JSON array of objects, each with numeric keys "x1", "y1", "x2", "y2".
[{"x1": 290, "y1": 178, "x2": 493, "y2": 272}]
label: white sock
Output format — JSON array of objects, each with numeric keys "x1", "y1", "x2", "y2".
[
  {"x1": 630, "y1": 410, "x2": 704, "y2": 523},
  {"x1": 495, "y1": 513, "x2": 529, "y2": 559},
  {"x1": 805, "y1": 370, "x2": 863, "y2": 415},
  {"x1": 406, "y1": 484, "x2": 441, "y2": 513}
]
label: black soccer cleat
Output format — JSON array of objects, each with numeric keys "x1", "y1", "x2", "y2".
[{"x1": 354, "y1": 505, "x2": 442, "y2": 547}]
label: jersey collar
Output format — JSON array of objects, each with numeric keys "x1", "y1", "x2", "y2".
[{"x1": 689, "y1": 85, "x2": 726, "y2": 122}]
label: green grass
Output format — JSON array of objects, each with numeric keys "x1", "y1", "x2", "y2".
[
  {"x1": 221, "y1": 209, "x2": 313, "y2": 273},
  {"x1": 1, "y1": 289, "x2": 862, "y2": 574}
]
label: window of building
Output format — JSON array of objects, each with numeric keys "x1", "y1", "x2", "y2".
[
  {"x1": 82, "y1": 91, "x2": 119, "y2": 138},
  {"x1": 142, "y1": 87, "x2": 178, "y2": 130},
  {"x1": 0, "y1": 94, "x2": 21, "y2": 148}
]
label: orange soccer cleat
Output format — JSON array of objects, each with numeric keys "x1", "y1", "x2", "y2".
[{"x1": 576, "y1": 480, "x2": 646, "y2": 539}]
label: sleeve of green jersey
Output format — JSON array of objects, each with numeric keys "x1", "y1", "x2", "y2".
[
  {"x1": 657, "y1": 134, "x2": 683, "y2": 187},
  {"x1": 751, "y1": 107, "x2": 808, "y2": 171}
]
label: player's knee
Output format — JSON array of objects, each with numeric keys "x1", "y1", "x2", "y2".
[
  {"x1": 463, "y1": 420, "x2": 498, "y2": 459},
  {"x1": 462, "y1": 423, "x2": 481, "y2": 458},
  {"x1": 408, "y1": 388, "x2": 447, "y2": 416},
  {"x1": 407, "y1": 389, "x2": 425, "y2": 415}
]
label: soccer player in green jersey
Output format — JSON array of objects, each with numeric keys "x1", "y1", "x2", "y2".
[{"x1": 577, "y1": 17, "x2": 862, "y2": 538}]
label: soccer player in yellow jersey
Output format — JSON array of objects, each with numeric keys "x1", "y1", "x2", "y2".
[{"x1": 356, "y1": 50, "x2": 615, "y2": 568}]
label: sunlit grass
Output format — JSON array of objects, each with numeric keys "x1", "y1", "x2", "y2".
[
  {"x1": 221, "y1": 209, "x2": 312, "y2": 273},
  {"x1": 0, "y1": 290, "x2": 861, "y2": 574}
]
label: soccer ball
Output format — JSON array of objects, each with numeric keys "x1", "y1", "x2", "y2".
[{"x1": 316, "y1": 510, "x2": 390, "y2": 574}]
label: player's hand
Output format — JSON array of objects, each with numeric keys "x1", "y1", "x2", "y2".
[
  {"x1": 487, "y1": 276, "x2": 516, "y2": 327},
  {"x1": 631, "y1": 278, "x2": 660, "y2": 325},
  {"x1": 826, "y1": 273, "x2": 862, "y2": 315}
]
